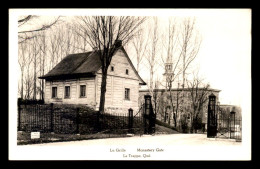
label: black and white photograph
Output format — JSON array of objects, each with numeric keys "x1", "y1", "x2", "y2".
[{"x1": 9, "y1": 8, "x2": 251, "y2": 161}]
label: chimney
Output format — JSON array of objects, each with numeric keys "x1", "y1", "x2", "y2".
[{"x1": 115, "y1": 40, "x2": 122, "y2": 47}]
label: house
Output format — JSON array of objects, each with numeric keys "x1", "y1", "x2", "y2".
[{"x1": 39, "y1": 45, "x2": 146, "y2": 114}]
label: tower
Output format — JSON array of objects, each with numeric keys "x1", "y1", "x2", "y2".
[
  {"x1": 163, "y1": 55, "x2": 174, "y2": 90},
  {"x1": 162, "y1": 55, "x2": 175, "y2": 125}
]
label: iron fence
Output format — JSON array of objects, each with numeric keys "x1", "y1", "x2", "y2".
[
  {"x1": 18, "y1": 103, "x2": 144, "y2": 135},
  {"x1": 216, "y1": 117, "x2": 242, "y2": 141}
]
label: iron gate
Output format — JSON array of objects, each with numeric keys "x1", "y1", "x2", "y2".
[
  {"x1": 207, "y1": 94, "x2": 242, "y2": 140},
  {"x1": 216, "y1": 108, "x2": 242, "y2": 140}
]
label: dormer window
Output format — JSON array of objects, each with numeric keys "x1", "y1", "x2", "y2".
[
  {"x1": 126, "y1": 69, "x2": 129, "y2": 75},
  {"x1": 111, "y1": 66, "x2": 114, "y2": 72}
]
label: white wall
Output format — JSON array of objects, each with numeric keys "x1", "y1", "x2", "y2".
[{"x1": 45, "y1": 78, "x2": 96, "y2": 108}]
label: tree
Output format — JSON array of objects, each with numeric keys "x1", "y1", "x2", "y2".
[
  {"x1": 131, "y1": 26, "x2": 149, "y2": 73},
  {"x1": 152, "y1": 78, "x2": 163, "y2": 119},
  {"x1": 160, "y1": 18, "x2": 183, "y2": 128},
  {"x1": 18, "y1": 41, "x2": 29, "y2": 99},
  {"x1": 31, "y1": 36, "x2": 41, "y2": 100},
  {"x1": 186, "y1": 73, "x2": 210, "y2": 133},
  {"x1": 162, "y1": 17, "x2": 202, "y2": 129},
  {"x1": 146, "y1": 17, "x2": 159, "y2": 91},
  {"x1": 37, "y1": 31, "x2": 48, "y2": 101},
  {"x1": 144, "y1": 17, "x2": 164, "y2": 119},
  {"x1": 24, "y1": 45, "x2": 33, "y2": 99},
  {"x1": 74, "y1": 16, "x2": 146, "y2": 113},
  {"x1": 18, "y1": 15, "x2": 61, "y2": 43},
  {"x1": 178, "y1": 18, "x2": 202, "y2": 122}
]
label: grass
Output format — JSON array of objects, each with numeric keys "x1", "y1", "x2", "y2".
[
  {"x1": 17, "y1": 124, "x2": 179, "y2": 145},
  {"x1": 155, "y1": 119, "x2": 177, "y2": 131},
  {"x1": 17, "y1": 131, "x2": 132, "y2": 145},
  {"x1": 155, "y1": 124, "x2": 180, "y2": 134}
]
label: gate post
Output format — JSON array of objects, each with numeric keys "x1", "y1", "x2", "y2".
[
  {"x1": 207, "y1": 93, "x2": 217, "y2": 138},
  {"x1": 230, "y1": 111, "x2": 236, "y2": 139},
  {"x1": 144, "y1": 95, "x2": 151, "y2": 134},
  {"x1": 128, "y1": 108, "x2": 133, "y2": 133}
]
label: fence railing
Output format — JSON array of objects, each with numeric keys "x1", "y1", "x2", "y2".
[
  {"x1": 216, "y1": 117, "x2": 242, "y2": 141},
  {"x1": 18, "y1": 103, "x2": 144, "y2": 135}
]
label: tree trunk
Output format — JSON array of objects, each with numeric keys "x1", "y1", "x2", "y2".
[
  {"x1": 42, "y1": 52, "x2": 45, "y2": 101},
  {"x1": 173, "y1": 113, "x2": 177, "y2": 128},
  {"x1": 168, "y1": 113, "x2": 170, "y2": 125},
  {"x1": 21, "y1": 70, "x2": 24, "y2": 99},
  {"x1": 99, "y1": 70, "x2": 107, "y2": 114},
  {"x1": 190, "y1": 115, "x2": 194, "y2": 133},
  {"x1": 33, "y1": 61, "x2": 36, "y2": 100}
]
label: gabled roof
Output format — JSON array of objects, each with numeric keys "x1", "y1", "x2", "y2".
[{"x1": 39, "y1": 46, "x2": 146, "y2": 85}]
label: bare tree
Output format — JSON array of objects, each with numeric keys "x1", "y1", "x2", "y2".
[
  {"x1": 167, "y1": 80, "x2": 183, "y2": 128},
  {"x1": 160, "y1": 18, "x2": 183, "y2": 128},
  {"x1": 23, "y1": 45, "x2": 33, "y2": 99},
  {"x1": 152, "y1": 77, "x2": 163, "y2": 118},
  {"x1": 18, "y1": 42, "x2": 29, "y2": 99},
  {"x1": 18, "y1": 15, "x2": 61, "y2": 43},
  {"x1": 74, "y1": 16, "x2": 146, "y2": 114},
  {"x1": 31, "y1": 36, "x2": 41, "y2": 100},
  {"x1": 70, "y1": 24, "x2": 90, "y2": 53},
  {"x1": 131, "y1": 26, "x2": 149, "y2": 73},
  {"x1": 186, "y1": 73, "x2": 210, "y2": 133},
  {"x1": 178, "y1": 17, "x2": 202, "y2": 110},
  {"x1": 48, "y1": 28, "x2": 59, "y2": 71},
  {"x1": 36, "y1": 31, "x2": 48, "y2": 101},
  {"x1": 146, "y1": 17, "x2": 159, "y2": 91},
  {"x1": 164, "y1": 17, "x2": 202, "y2": 129}
]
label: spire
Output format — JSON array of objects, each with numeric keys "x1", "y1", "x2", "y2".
[{"x1": 166, "y1": 53, "x2": 172, "y2": 64}]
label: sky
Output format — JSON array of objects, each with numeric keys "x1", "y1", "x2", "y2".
[{"x1": 130, "y1": 9, "x2": 250, "y2": 107}]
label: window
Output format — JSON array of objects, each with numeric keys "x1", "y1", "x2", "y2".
[
  {"x1": 80, "y1": 85, "x2": 86, "y2": 97},
  {"x1": 52, "y1": 87, "x2": 57, "y2": 98},
  {"x1": 126, "y1": 69, "x2": 129, "y2": 75},
  {"x1": 111, "y1": 66, "x2": 114, "y2": 72},
  {"x1": 165, "y1": 113, "x2": 169, "y2": 122},
  {"x1": 125, "y1": 88, "x2": 130, "y2": 100},
  {"x1": 166, "y1": 65, "x2": 172, "y2": 71},
  {"x1": 64, "y1": 86, "x2": 70, "y2": 98}
]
